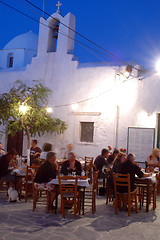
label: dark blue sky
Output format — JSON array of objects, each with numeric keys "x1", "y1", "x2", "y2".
[{"x1": 0, "y1": 0, "x2": 160, "y2": 70}]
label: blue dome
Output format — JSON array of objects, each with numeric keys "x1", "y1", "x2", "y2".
[{"x1": 3, "y1": 31, "x2": 38, "y2": 50}]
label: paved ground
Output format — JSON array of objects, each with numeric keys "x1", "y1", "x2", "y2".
[{"x1": 0, "y1": 192, "x2": 160, "y2": 240}]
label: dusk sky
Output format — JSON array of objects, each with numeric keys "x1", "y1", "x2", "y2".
[{"x1": 0, "y1": 0, "x2": 160, "y2": 70}]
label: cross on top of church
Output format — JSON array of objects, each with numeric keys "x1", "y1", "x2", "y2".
[{"x1": 56, "y1": 1, "x2": 62, "y2": 14}]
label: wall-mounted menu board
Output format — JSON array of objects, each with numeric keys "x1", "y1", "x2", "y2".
[{"x1": 127, "y1": 127, "x2": 155, "y2": 162}]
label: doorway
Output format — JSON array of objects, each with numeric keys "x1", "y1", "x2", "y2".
[{"x1": 7, "y1": 130, "x2": 23, "y2": 156}]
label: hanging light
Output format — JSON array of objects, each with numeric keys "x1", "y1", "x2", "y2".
[
  {"x1": 19, "y1": 103, "x2": 28, "y2": 114},
  {"x1": 46, "y1": 107, "x2": 53, "y2": 113},
  {"x1": 156, "y1": 59, "x2": 160, "y2": 75},
  {"x1": 71, "y1": 103, "x2": 78, "y2": 111}
]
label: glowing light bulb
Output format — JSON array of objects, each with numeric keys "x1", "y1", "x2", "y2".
[
  {"x1": 156, "y1": 59, "x2": 160, "y2": 75},
  {"x1": 46, "y1": 107, "x2": 53, "y2": 113},
  {"x1": 71, "y1": 103, "x2": 78, "y2": 111},
  {"x1": 19, "y1": 103, "x2": 27, "y2": 114}
]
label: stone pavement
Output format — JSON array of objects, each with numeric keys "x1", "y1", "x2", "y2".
[{"x1": 0, "y1": 192, "x2": 160, "y2": 240}]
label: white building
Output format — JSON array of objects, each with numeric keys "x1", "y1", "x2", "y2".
[{"x1": 0, "y1": 6, "x2": 160, "y2": 163}]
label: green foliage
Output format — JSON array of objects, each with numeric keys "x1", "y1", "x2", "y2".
[{"x1": 0, "y1": 80, "x2": 67, "y2": 137}]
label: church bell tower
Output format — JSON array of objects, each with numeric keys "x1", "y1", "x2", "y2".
[{"x1": 37, "y1": 2, "x2": 76, "y2": 56}]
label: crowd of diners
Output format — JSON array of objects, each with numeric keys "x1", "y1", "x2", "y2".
[{"x1": 0, "y1": 139, "x2": 160, "y2": 213}]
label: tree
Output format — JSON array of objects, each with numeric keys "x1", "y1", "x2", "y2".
[{"x1": 0, "y1": 80, "x2": 67, "y2": 162}]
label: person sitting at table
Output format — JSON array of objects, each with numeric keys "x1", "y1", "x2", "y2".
[
  {"x1": 107, "y1": 149, "x2": 119, "y2": 165},
  {"x1": 119, "y1": 153, "x2": 152, "y2": 193},
  {"x1": 107, "y1": 153, "x2": 127, "y2": 189},
  {"x1": 61, "y1": 152, "x2": 82, "y2": 176},
  {"x1": 63, "y1": 144, "x2": 74, "y2": 159},
  {"x1": 30, "y1": 139, "x2": 42, "y2": 165},
  {"x1": 112, "y1": 152, "x2": 127, "y2": 173},
  {"x1": 31, "y1": 158, "x2": 41, "y2": 168},
  {"x1": 41, "y1": 143, "x2": 53, "y2": 160},
  {"x1": 0, "y1": 142, "x2": 6, "y2": 157},
  {"x1": 147, "y1": 148, "x2": 160, "y2": 167},
  {"x1": 34, "y1": 152, "x2": 58, "y2": 212},
  {"x1": 0, "y1": 148, "x2": 19, "y2": 188},
  {"x1": 94, "y1": 148, "x2": 109, "y2": 174}
]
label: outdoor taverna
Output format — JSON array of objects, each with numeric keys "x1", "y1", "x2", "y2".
[
  {"x1": 0, "y1": 4, "x2": 160, "y2": 164},
  {"x1": 1, "y1": 2, "x2": 160, "y2": 240}
]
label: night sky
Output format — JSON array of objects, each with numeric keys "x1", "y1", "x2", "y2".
[{"x1": 0, "y1": 0, "x2": 160, "y2": 70}]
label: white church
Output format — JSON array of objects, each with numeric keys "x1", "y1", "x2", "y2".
[{"x1": 0, "y1": 3, "x2": 160, "y2": 163}]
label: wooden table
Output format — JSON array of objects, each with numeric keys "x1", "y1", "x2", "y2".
[{"x1": 135, "y1": 174, "x2": 156, "y2": 212}]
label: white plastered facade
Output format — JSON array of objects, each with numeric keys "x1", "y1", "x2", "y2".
[{"x1": 0, "y1": 10, "x2": 159, "y2": 160}]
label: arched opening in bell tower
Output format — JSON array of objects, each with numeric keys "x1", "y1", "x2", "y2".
[{"x1": 47, "y1": 18, "x2": 60, "y2": 53}]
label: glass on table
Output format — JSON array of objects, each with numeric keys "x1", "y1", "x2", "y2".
[{"x1": 72, "y1": 171, "x2": 76, "y2": 177}]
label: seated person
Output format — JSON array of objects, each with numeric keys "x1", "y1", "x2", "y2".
[
  {"x1": 107, "y1": 149, "x2": 119, "y2": 165},
  {"x1": 94, "y1": 148, "x2": 109, "y2": 174},
  {"x1": 107, "y1": 153, "x2": 127, "y2": 189},
  {"x1": 0, "y1": 149, "x2": 19, "y2": 188},
  {"x1": 34, "y1": 152, "x2": 58, "y2": 211},
  {"x1": 31, "y1": 158, "x2": 41, "y2": 168},
  {"x1": 41, "y1": 143, "x2": 53, "y2": 160},
  {"x1": 147, "y1": 148, "x2": 160, "y2": 167},
  {"x1": 112, "y1": 152, "x2": 126, "y2": 173},
  {"x1": 61, "y1": 152, "x2": 82, "y2": 176},
  {"x1": 119, "y1": 153, "x2": 152, "y2": 193}
]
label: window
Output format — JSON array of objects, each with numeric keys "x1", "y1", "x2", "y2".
[
  {"x1": 7, "y1": 53, "x2": 14, "y2": 68},
  {"x1": 80, "y1": 122, "x2": 94, "y2": 143},
  {"x1": 9, "y1": 57, "x2": 13, "y2": 68}
]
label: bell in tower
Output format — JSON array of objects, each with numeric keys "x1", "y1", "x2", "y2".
[{"x1": 53, "y1": 25, "x2": 59, "y2": 39}]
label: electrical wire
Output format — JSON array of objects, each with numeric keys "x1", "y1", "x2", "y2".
[
  {"x1": 53, "y1": 77, "x2": 137, "y2": 108},
  {"x1": 15, "y1": 0, "x2": 141, "y2": 74},
  {"x1": 0, "y1": 0, "x2": 140, "y2": 108},
  {"x1": 15, "y1": 0, "x2": 142, "y2": 71},
  {"x1": 0, "y1": 0, "x2": 124, "y2": 64},
  {"x1": 16, "y1": 0, "x2": 42, "y2": 18},
  {"x1": 0, "y1": 1, "x2": 42, "y2": 26},
  {"x1": 15, "y1": 0, "x2": 122, "y2": 62},
  {"x1": 23, "y1": 0, "x2": 140, "y2": 71}
]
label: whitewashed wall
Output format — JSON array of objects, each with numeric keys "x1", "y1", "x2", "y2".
[{"x1": 0, "y1": 11, "x2": 159, "y2": 160}]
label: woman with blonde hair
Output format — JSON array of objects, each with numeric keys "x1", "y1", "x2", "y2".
[
  {"x1": 147, "y1": 148, "x2": 160, "y2": 167},
  {"x1": 112, "y1": 152, "x2": 127, "y2": 173}
]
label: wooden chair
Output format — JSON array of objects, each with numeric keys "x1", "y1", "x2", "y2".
[
  {"x1": 94, "y1": 165, "x2": 105, "y2": 195},
  {"x1": 25, "y1": 166, "x2": 39, "y2": 202},
  {"x1": 0, "y1": 180, "x2": 11, "y2": 194},
  {"x1": 58, "y1": 175, "x2": 81, "y2": 218},
  {"x1": 105, "y1": 168, "x2": 114, "y2": 204},
  {"x1": 113, "y1": 173, "x2": 138, "y2": 216},
  {"x1": 84, "y1": 157, "x2": 94, "y2": 184},
  {"x1": 32, "y1": 171, "x2": 53, "y2": 212},
  {"x1": 83, "y1": 170, "x2": 99, "y2": 213}
]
